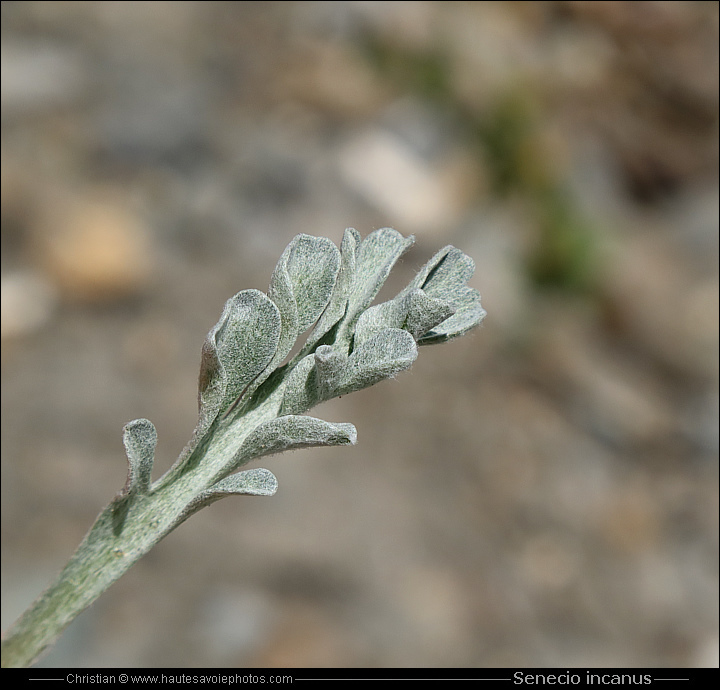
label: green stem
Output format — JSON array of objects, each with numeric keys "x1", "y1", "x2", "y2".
[
  {"x1": 1, "y1": 485, "x2": 188, "y2": 668},
  {"x1": 1, "y1": 396, "x2": 278, "y2": 668}
]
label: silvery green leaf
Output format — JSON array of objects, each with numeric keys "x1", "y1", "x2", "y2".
[
  {"x1": 206, "y1": 468, "x2": 279, "y2": 497},
  {"x1": 279, "y1": 353, "x2": 318, "y2": 415},
  {"x1": 353, "y1": 288, "x2": 455, "y2": 344},
  {"x1": 177, "y1": 469, "x2": 279, "y2": 525},
  {"x1": 120, "y1": 418, "x2": 157, "y2": 496},
  {"x1": 403, "y1": 289, "x2": 456, "y2": 340},
  {"x1": 404, "y1": 246, "x2": 473, "y2": 299},
  {"x1": 312, "y1": 345, "x2": 347, "y2": 397},
  {"x1": 400, "y1": 245, "x2": 451, "y2": 293},
  {"x1": 402, "y1": 245, "x2": 485, "y2": 344},
  {"x1": 235, "y1": 415, "x2": 357, "y2": 465},
  {"x1": 198, "y1": 289, "x2": 282, "y2": 426},
  {"x1": 336, "y1": 328, "x2": 417, "y2": 396},
  {"x1": 417, "y1": 286, "x2": 486, "y2": 344},
  {"x1": 424, "y1": 249, "x2": 474, "y2": 302},
  {"x1": 286, "y1": 235, "x2": 341, "y2": 332},
  {"x1": 277, "y1": 344, "x2": 351, "y2": 416},
  {"x1": 267, "y1": 246, "x2": 300, "y2": 367},
  {"x1": 304, "y1": 228, "x2": 361, "y2": 352},
  {"x1": 281, "y1": 328, "x2": 417, "y2": 414},
  {"x1": 269, "y1": 234, "x2": 341, "y2": 359},
  {"x1": 338, "y1": 228, "x2": 414, "y2": 347},
  {"x1": 352, "y1": 294, "x2": 407, "y2": 345}
]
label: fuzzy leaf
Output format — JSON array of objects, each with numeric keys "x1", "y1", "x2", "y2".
[
  {"x1": 404, "y1": 289, "x2": 456, "y2": 340},
  {"x1": 404, "y1": 246, "x2": 473, "y2": 299},
  {"x1": 402, "y1": 245, "x2": 486, "y2": 344},
  {"x1": 278, "y1": 353, "x2": 318, "y2": 415},
  {"x1": 337, "y1": 328, "x2": 417, "y2": 395},
  {"x1": 402, "y1": 245, "x2": 453, "y2": 293},
  {"x1": 278, "y1": 346, "x2": 349, "y2": 415},
  {"x1": 338, "y1": 228, "x2": 414, "y2": 347},
  {"x1": 304, "y1": 228, "x2": 361, "y2": 352},
  {"x1": 177, "y1": 469, "x2": 279, "y2": 525},
  {"x1": 206, "y1": 468, "x2": 279, "y2": 497},
  {"x1": 285, "y1": 235, "x2": 341, "y2": 332},
  {"x1": 280, "y1": 328, "x2": 418, "y2": 415},
  {"x1": 312, "y1": 345, "x2": 347, "y2": 397},
  {"x1": 269, "y1": 234, "x2": 341, "y2": 361},
  {"x1": 354, "y1": 288, "x2": 455, "y2": 344},
  {"x1": 417, "y1": 286, "x2": 486, "y2": 344},
  {"x1": 267, "y1": 248, "x2": 300, "y2": 369},
  {"x1": 121, "y1": 418, "x2": 157, "y2": 496},
  {"x1": 198, "y1": 289, "x2": 282, "y2": 425},
  {"x1": 236, "y1": 415, "x2": 357, "y2": 464},
  {"x1": 352, "y1": 294, "x2": 407, "y2": 346}
]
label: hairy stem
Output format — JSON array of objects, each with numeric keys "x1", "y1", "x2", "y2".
[{"x1": 1, "y1": 489, "x2": 181, "y2": 668}]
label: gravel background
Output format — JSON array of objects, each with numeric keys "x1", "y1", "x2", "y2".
[{"x1": 2, "y1": 1, "x2": 718, "y2": 669}]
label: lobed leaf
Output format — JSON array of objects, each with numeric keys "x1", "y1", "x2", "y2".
[
  {"x1": 206, "y1": 468, "x2": 279, "y2": 497},
  {"x1": 417, "y1": 286, "x2": 486, "y2": 344},
  {"x1": 403, "y1": 289, "x2": 457, "y2": 340},
  {"x1": 312, "y1": 345, "x2": 347, "y2": 398},
  {"x1": 121, "y1": 418, "x2": 157, "y2": 496},
  {"x1": 353, "y1": 288, "x2": 455, "y2": 344},
  {"x1": 336, "y1": 328, "x2": 417, "y2": 396},
  {"x1": 268, "y1": 234, "x2": 341, "y2": 362},
  {"x1": 337, "y1": 228, "x2": 415, "y2": 348},
  {"x1": 278, "y1": 353, "x2": 318, "y2": 416},
  {"x1": 236, "y1": 415, "x2": 357, "y2": 466},
  {"x1": 303, "y1": 228, "x2": 361, "y2": 352},
  {"x1": 402, "y1": 245, "x2": 486, "y2": 344},
  {"x1": 198, "y1": 289, "x2": 282, "y2": 427},
  {"x1": 176, "y1": 468, "x2": 279, "y2": 526}
]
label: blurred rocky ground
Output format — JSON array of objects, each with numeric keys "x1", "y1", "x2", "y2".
[{"x1": 1, "y1": 1, "x2": 717, "y2": 668}]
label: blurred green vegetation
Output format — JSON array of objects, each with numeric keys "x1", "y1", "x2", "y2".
[{"x1": 361, "y1": 36, "x2": 599, "y2": 294}]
